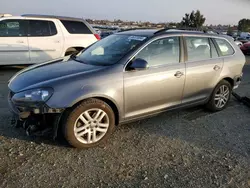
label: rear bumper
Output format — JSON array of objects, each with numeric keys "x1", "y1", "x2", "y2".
[{"x1": 233, "y1": 73, "x2": 243, "y2": 89}]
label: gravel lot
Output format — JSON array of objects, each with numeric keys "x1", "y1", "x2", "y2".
[{"x1": 1, "y1": 57, "x2": 250, "y2": 188}]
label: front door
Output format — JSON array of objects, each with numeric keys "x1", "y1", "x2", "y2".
[
  {"x1": 124, "y1": 36, "x2": 185, "y2": 119},
  {"x1": 27, "y1": 19, "x2": 63, "y2": 64},
  {"x1": 182, "y1": 36, "x2": 224, "y2": 104},
  {"x1": 0, "y1": 19, "x2": 29, "y2": 65}
]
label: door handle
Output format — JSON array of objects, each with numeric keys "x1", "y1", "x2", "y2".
[
  {"x1": 213, "y1": 65, "x2": 221, "y2": 71},
  {"x1": 54, "y1": 40, "x2": 60, "y2": 43},
  {"x1": 16, "y1": 41, "x2": 24, "y2": 44},
  {"x1": 174, "y1": 71, "x2": 184, "y2": 78}
]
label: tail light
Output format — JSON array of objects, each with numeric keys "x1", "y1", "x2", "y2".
[{"x1": 94, "y1": 34, "x2": 101, "y2": 40}]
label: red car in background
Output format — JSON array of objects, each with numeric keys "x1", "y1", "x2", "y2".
[{"x1": 240, "y1": 42, "x2": 250, "y2": 55}]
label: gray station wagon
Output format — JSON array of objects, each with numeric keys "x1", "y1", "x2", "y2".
[{"x1": 8, "y1": 28, "x2": 245, "y2": 148}]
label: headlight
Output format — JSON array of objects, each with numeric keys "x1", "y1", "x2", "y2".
[{"x1": 13, "y1": 88, "x2": 53, "y2": 103}]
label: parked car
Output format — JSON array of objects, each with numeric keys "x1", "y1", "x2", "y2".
[
  {"x1": 236, "y1": 37, "x2": 250, "y2": 44},
  {"x1": 0, "y1": 14, "x2": 100, "y2": 65},
  {"x1": 100, "y1": 31, "x2": 113, "y2": 38},
  {"x1": 240, "y1": 41, "x2": 250, "y2": 55},
  {"x1": 220, "y1": 35, "x2": 243, "y2": 47},
  {"x1": 240, "y1": 32, "x2": 250, "y2": 39},
  {"x1": 8, "y1": 29, "x2": 245, "y2": 148}
]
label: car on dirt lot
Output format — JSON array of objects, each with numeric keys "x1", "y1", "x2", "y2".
[
  {"x1": 0, "y1": 14, "x2": 100, "y2": 65},
  {"x1": 8, "y1": 28, "x2": 245, "y2": 148}
]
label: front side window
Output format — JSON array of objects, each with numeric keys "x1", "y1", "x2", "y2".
[
  {"x1": 28, "y1": 20, "x2": 57, "y2": 37},
  {"x1": 214, "y1": 38, "x2": 234, "y2": 56},
  {"x1": 134, "y1": 37, "x2": 180, "y2": 67},
  {"x1": 76, "y1": 34, "x2": 147, "y2": 65},
  {"x1": 0, "y1": 19, "x2": 27, "y2": 37},
  {"x1": 185, "y1": 37, "x2": 211, "y2": 61}
]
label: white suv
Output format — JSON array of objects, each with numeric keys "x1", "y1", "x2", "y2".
[{"x1": 0, "y1": 14, "x2": 100, "y2": 65}]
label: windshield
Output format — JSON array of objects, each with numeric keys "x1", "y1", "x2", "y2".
[{"x1": 75, "y1": 34, "x2": 147, "y2": 65}]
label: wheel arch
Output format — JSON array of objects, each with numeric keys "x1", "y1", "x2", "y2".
[
  {"x1": 206, "y1": 76, "x2": 234, "y2": 102},
  {"x1": 70, "y1": 95, "x2": 120, "y2": 126},
  {"x1": 221, "y1": 77, "x2": 234, "y2": 88}
]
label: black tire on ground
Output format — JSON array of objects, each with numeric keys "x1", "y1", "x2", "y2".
[
  {"x1": 206, "y1": 80, "x2": 232, "y2": 112},
  {"x1": 62, "y1": 98, "x2": 115, "y2": 149}
]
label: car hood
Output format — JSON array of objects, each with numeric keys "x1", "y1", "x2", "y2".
[{"x1": 8, "y1": 56, "x2": 106, "y2": 93}]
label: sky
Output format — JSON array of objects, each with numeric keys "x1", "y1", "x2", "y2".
[{"x1": 1, "y1": 0, "x2": 250, "y2": 25}]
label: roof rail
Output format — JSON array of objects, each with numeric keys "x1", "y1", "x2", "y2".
[
  {"x1": 154, "y1": 27, "x2": 208, "y2": 35},
  {"x1": 21, "y1": 14, "x2": 84, "y2": 21},
  {"x1": 118, "y1": 27, "x2": 155, "y2": 33},
  {"x1": 0, "y1": 13, "x2": 12, "y2": 17}
]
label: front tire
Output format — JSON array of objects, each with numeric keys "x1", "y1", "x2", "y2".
[
  {"x1": 206, "y1": 80, "x2": 232, "y2": 112},
  {"x1": 63, "y1": 98, "x2": 115, "y2": 148}
]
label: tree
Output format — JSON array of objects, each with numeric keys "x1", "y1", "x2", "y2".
[
  {"x1": 180, "y1": 10, "x2": 206, "y2": 28},
  {"x1": 238, "y1": 19, "x2": 250, "y2": 32}
]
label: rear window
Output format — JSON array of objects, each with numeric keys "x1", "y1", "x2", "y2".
[
  {"x1": 214, "y1": 38, "x2": 234, "y2": 56},
  {"x1": 60, "y1": 20, "x2": 92, "y2": 34}
]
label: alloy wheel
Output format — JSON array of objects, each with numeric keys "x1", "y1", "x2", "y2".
[
  {"x1": 73, "y1": 108, "x2": 109, "y2": 144},
  {"x1": 214, "y1": 85, "x2": 230, "y2": 108}
]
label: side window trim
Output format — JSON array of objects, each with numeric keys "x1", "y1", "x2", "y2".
[
  {"x1": 124, "y1": 35, "x2": 182, "y2": 71},
  {"x1": 209, "y1": 38, "x2": 219, "y2": 58},
  {"x1": 211, "y1": 38, "x2": 223, "y2": 57},
  {"x1": 182, "y1": 35, "x2": 188, "y2": 62}
]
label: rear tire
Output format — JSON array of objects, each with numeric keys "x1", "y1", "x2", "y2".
[
  {"x1": 62, "y1": 98, "x2": 115, "y2": 149},
  {"x1": 206, "y1": 80, "x2": 232, "y2": 112},
  {"x1": 65, "y1": 48, "x2": 79, "y2": 56}
]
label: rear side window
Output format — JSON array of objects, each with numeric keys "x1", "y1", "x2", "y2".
[
  {"x1": 0, "y1": 19, "x2": 27, "y2": 37},
  {"x1": 28, "y1": 20, "x2": 57, "y2": 37},
  {"x1": 185, "y1": 37, "x2": 210, "y2": 61},
  {"x1": 214, "y1": 38, "x2": 234, "y2": 56},
  {"x1": 61, "y1": 20, "x2": 92, "y2": 34}
]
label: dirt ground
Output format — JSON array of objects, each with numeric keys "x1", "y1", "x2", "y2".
[{"x1": 0, "y1": 57, "x2": 250, "y2": 188}]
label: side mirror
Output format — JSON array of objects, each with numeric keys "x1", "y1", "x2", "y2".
[{"x1": 128, "y1": 58, "x2": 149, "y2": 71}]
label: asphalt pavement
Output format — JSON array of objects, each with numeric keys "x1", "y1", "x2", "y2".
[{"x1": 0, "y1": 58, "x2": 250, "y2": 188}]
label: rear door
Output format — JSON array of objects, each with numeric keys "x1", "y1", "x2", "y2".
[
  {"x1": 27, "y1": 19, "x2": 64, "y2": 64},
  {"x1": 182, "y1": 36, "x2": 223, "y2": 104},
  {"x1": 0, "y1": 19, "x2": 29, "y2": 65}
]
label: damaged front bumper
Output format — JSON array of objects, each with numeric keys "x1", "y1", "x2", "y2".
[{"x1": 8, "y1": 91, "x2": 65, "y2": 139}]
